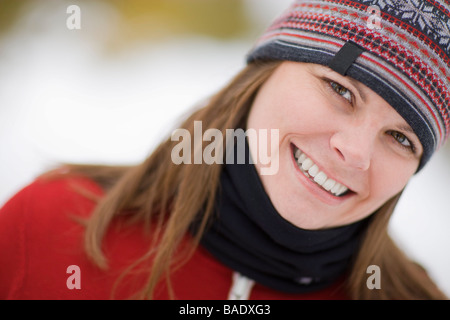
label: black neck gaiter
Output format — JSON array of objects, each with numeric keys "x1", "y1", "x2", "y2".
[{"x1": 197, "y1": 139, "x2": 369, "y2": 293}]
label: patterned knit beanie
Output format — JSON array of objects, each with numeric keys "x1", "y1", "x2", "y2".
[{"x1": 247, "y1": 0, "x2": 450, "y2": 171}]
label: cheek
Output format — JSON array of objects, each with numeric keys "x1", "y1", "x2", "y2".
[
  {"x1": 370, "y1": 156, "x2": 415, "y2": 200},
  {"x1": 249, "y1": 93, "x2": 333, "y2": 138}
]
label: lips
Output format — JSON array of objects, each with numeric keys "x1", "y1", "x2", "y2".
[{"x1": 292, "y1": 144, "x2": 351, "y2": 197}]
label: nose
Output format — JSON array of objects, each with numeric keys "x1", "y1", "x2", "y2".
[{"x1": 330, "y1": 123, "x2": 375, "y2": 171}]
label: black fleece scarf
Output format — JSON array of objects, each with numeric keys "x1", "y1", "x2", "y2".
[{"x1": 197, "y1": 139, "x2": 369, "y2": 293}]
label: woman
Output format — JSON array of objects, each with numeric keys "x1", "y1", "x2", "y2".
[{"x1": 1, "y1": 0, "x2": 449, "y2": 299}]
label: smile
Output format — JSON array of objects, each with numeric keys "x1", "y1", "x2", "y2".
[{"x1": 292, "y1": 145, "x2": 350, "y2": 197}]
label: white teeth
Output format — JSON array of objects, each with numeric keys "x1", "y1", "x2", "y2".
[
  {"x1": 294, "y1": 147, "x2": 349, "y2": 197},
  {"x1": 308, "y1": 164, "x2": 319, "y2": 178},
  {"x1": 322, "y1": 178, "x2": 336, "y2": 191},
  {"x1": 298, "y1": 153, "x2": 307, "y2": 163},
  {"x1": 314, "y1": 172, "x2": 327, "y2": 185},
  {"x1": 301, "y1": 158, "x2": 314, "y2": 171},
  {"x1": 330, "y1": 183, "x2": 342, "y2": 194},
  {"x1": 337, "y1": 184, "x2": 348, "y2": 197}
]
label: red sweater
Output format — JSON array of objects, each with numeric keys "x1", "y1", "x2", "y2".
[{"x1": 0, "y1": 175, "x2": 348, "y2": 300}]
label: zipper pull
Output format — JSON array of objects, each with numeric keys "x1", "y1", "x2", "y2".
[{"x1": 228, "y1": 272, "x2": 255, "y2": 300}]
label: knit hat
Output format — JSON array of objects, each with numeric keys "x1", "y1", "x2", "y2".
[{"x1": 247, "y1": 0, "x2": 450, "y2": 171}]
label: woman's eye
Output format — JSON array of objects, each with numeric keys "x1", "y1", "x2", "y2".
[
  {"x1": 330, "y1": 81, "x2": 352, "y2": 103},
  {"x1": 388, "y1": 130, "x2": 415, "y2": 153}
]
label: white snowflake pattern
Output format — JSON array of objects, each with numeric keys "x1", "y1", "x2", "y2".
[
  {"x1": 362, "y1": 0, "x2": 450, "y2": 50},
  {"x1": 437, "y1": 18, "x2": 450, "y2": 51},
  {"x1": 396, "y1": 0, "x2": 440, "y2": 32}
]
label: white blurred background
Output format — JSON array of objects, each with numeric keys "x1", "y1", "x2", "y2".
[{"x1": 0, "y1": 0, "x2": 449, "y2": 297}]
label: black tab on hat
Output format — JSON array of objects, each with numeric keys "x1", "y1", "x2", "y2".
[{"x1": 328, "y1": 41, "x2": 365, "y2": 76}]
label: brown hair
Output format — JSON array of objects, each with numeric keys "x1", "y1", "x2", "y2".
[{"x1": 53, "y1": 60, "x2": 447, "y2": 299}]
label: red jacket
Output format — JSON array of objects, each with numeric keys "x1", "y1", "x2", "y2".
[{"x1": 0, "y1": 175, "x2": 348, "y2": 300}]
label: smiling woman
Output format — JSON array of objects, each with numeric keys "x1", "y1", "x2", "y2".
[
  {"x1": 1, "y1": 0, "x2": 449, "y2": 300},
  {"x1": 247, "y1": 62, "x2": 423, "y2": 230}
]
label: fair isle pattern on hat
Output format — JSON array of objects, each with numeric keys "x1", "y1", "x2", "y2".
[{"x1": 247, "y1": 0, "x2": 450, "y2": 170}]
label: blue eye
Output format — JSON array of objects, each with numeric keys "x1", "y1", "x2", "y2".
[{"x1": 330, "y1": 81, "x2": 352, "y2": 103}]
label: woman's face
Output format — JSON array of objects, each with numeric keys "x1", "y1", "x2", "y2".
[{"x1": 246, "y1": 61, "x2": 422, "y2": 230}]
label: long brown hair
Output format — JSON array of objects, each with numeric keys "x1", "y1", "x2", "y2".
[{"x1": 52, "y1": 60, "x2": 447, "y2": 299}]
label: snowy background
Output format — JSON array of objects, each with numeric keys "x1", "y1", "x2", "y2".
[{"x1": 1, "y1": 0, "x2": 449, "y2": 297}]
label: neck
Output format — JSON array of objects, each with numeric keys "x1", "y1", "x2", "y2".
[{"x1": 195, "y1": 139, "x2": 369, "y2": 293}]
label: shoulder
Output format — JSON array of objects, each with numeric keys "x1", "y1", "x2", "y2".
[
  {"x1": 0, "y1": 173, "x2": 103, "y2": 299},
  {"x1": 0, "y1": 171, "x2": 104, "y2": 225},
  {"x1": 1, "y1": 173, "x2": 103, "y2": 237},
  {"x1": 1, "y1": 172, "x2": 103, "y2": 225},
  {"x1": 0, "y1": 172, "x2": 104, "y2": 248},
  {"x1": 16, "y1": 173, "x2": 103, "y2": 213}
]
